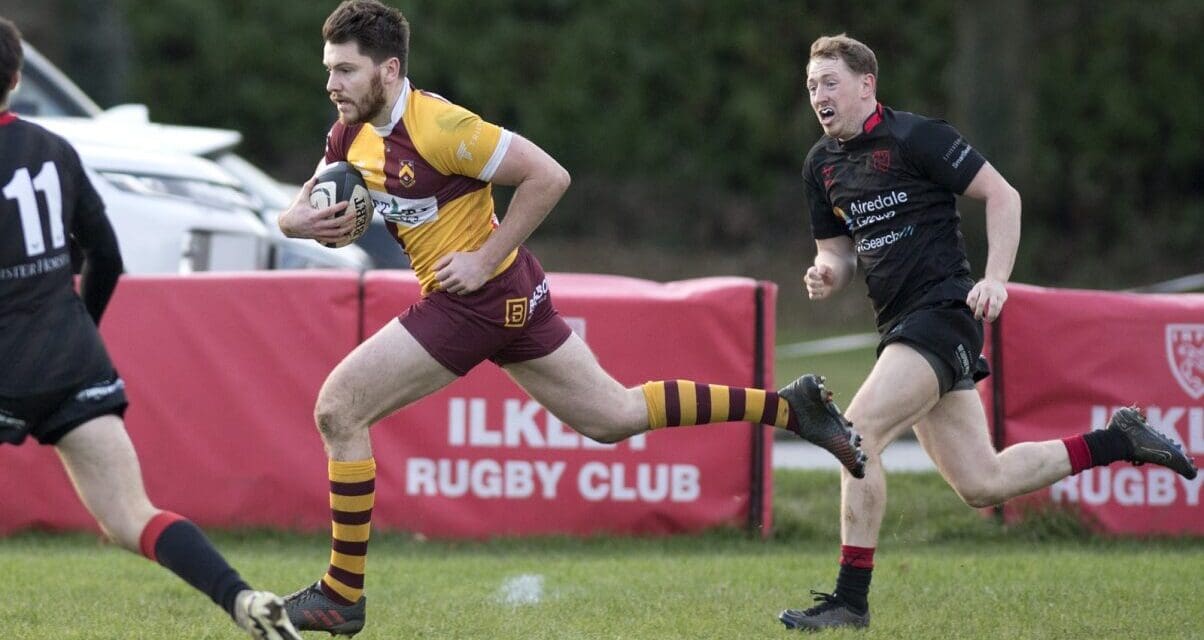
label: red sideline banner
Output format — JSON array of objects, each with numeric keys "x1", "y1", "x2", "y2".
[
  {"x1": 0, "y1": 271, "x2": 775, "y2": 539},
  {"x1": 1, "y1": 272, "x2": 360, "y2": 535},
  {"x1": 984, "y1": 283, "x2": 1204, "y2": 534}
]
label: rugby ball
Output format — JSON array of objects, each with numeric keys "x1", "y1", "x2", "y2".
[{"x1": 309, "y1": 161, "x2": 372, "y2": 248}]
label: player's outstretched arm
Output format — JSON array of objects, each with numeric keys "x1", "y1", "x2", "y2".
[
  {"x1": 806, "y1": 236, "x2": 856, "y2": 300},
  {"x1": 962, "y1": 161, "x2": 1021, "y2": 322}
]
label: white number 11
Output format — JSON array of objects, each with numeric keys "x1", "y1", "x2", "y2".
[{"x1": 4, "y1": 161, "x2": 65, "y2": 258}]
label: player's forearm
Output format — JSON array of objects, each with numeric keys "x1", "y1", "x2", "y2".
[
  {"x1": 477, "y1": 167, "x2": 571, "y2": 266},
  {"x1": 816, "y1": 248, "x2": 857, "y2": 292},
  {"x1": 983, "y1": 186, "x2": 1021, "y2": 282},
  {"x1": 73, "y1": 211, "x2": 125, "y2": 324},
  {"x1": 79, "y1": 247, "x2": 123, "y2": 324}
]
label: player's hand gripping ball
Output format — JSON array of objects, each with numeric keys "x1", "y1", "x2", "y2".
[{"x1": 309, "y1": 161, "x2": 372, "y2": 248}]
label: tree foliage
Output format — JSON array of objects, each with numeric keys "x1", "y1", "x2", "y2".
[{"x1": 98, "y1": 0, "x2": 1203, "y2": 284}]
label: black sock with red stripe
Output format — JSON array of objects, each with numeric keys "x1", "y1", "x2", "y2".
[
  {"x1": 1083, "y1": 429, "x2": 1134, "y2": 466},
  {"x1": 834, "y1": 545, "x2": 874, "y2": 614},
  {"x1": 1062, "y1": 430, "x2": 1134, "y2": 474},
  {"x1": 139, "y1": 511, "x2": 248, "y2": 619}
]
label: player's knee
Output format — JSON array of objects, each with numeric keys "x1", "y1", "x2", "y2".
[
  {"x1": 314, "y1": 405, "x2": 354, "y2": 442},
  {"x1": 960, "y1": 492, "x2": 1003, "y2": 509},
  {"x1": 574, "y1": 422, "x2": 629, "y2": 445},
  {"x1": 565, "y1": 394, "x2": 644, "y2": 444},
  {"x1": 857, "y1": 433, "x2": 891, "y2": 457},
  {"x1": 574, "y1": 409, "x2": 641, "y2": 444},
  {"x1": 314, "y1": 391, "x2": 364, "y2": 442},
  {"x1": 954, "y1": 481, "x2": 1004, "y2": 508}
]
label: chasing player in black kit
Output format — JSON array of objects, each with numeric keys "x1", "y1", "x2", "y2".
[
  {"x1": 0, "y1": 17, "x2": 300, "y2": 640},
  {"x1": 778, "y1": 34, "x2": 1197, "y2": 632}
]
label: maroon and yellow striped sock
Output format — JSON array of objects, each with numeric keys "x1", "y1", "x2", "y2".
[
  {"x1": 642, "y1": 380, "x2": 799, "y2": 430},
  {"x1": 320, "y1": 458, "x2": 375, "y2": 606}
]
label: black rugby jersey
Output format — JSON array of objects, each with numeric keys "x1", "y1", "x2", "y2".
[
  {"x1": 0, "y1": 113, "x2": 121, "y2": 395},
  {"x1": 803, "y1": 104, "x2": 986, "y2": 332}
]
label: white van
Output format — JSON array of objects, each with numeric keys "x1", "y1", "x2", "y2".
[
  {"x1": 11, "y1": 41, "x2": 376, "y2": 272},
  {"x1": 72, "y1": 141, "x2": 272, "y2": 273}
]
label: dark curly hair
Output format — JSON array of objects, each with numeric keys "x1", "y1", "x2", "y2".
[{"x1": 323, "y1": 0, "x2": 409, "y2": 75}]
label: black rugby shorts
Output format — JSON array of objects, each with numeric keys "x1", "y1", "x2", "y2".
[
  {"x1": 878, "y1": 300, "x2": 991, "y2": 395},
  {"x1": 0, "y1": 374, "x2": 128, "y2": 446}
]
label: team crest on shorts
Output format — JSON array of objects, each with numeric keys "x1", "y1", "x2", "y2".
[
  {"x1": 1167, "y1": 324, "x2": 1204, "y2": 399},
  {"x1": 504, "y1": 298, "x2": 528, "y2": 328}
]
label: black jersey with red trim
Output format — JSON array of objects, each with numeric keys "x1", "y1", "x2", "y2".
[
  {"x1": 803, "y1": 104, "x2": 987, "y2": 332},
  {"x1": 0, "y1": 113, "x2": 118, "y2": 395}
]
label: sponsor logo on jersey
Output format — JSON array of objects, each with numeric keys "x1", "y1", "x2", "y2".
[
  {"x1": 832, "y1": 206, "x2": 849, "y2": 224},
  {"x1": 1167, "y1": 324, "x2": 1204, "y2": 399},
  {"x1": 855, "y1": 225, "x2": 915, "y2": 253},
  {"x1": 942, "y1": 137, "x2": 964, "y2": 161},
  {"x1": 399, "y1": 161, "x2": 417, "y2": 188},
  {"x1": 848, "y1": 190, "x2": 908, "y2": 216},
  {"x1": 0, "y1": 253, "x2": 72, "y2": 281},
  {"x1": 372, "y1": 191, "x2": 439, "y2": 227},
  {"x1": 457, "y1": 141, "x2": 473, "y2": 162},
  {"x1": 850, "y1": 210, "x2": 897, "y2": 231},
  {"x1": 942, "y1": 136, "x2": 974, "y2": 169}
]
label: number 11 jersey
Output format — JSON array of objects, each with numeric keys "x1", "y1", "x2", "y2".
[{"x1": 0, "y1": 113, "x2": 114, "y2": 395}]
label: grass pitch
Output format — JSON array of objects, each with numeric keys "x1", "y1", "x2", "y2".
[{"x1": 2, "y1": 471, "x2": 1201, "y2": 639}]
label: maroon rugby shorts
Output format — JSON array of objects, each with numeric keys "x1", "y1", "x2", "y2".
[{"x1": 398, "y1": 246, "x2": 573, "y2": 376}]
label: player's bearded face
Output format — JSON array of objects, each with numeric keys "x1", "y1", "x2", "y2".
[{"x1": 335, "y1": 71, "x2": 387, "y2": 126}]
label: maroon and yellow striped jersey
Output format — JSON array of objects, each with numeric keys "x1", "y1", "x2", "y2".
[{"x1": 322, "y1": 79, "x2": 516, "y2": 294}]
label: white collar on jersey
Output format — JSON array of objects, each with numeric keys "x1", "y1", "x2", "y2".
[{"x1": 372, "y1": 77, "x2": 411, "y2": 137}]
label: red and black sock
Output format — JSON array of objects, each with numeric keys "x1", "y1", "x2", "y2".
[
  {"x1": 1062, "y1": 430, "x2": 1134, "y2": 475},
  {"x1": 139, "y1": 511, "x2": 248, "y2": 619},
  {"x1": 834, "y1": 545, "x2": 874, "y2": 614}
]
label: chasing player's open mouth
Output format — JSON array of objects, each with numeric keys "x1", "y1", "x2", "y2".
[{"x1": 819, "y1": 106, "x2": 835, "y2": 125}]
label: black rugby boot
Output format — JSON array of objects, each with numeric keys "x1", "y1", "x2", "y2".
[
  {"x1": 283, "y1": 581, "x2": 366, "y2": 637},
  {"x1": 779, "y1": 591, "x2": 870, "y2": 631},
  {"x1": 1107, "y1": 406, "x2": 1198, "y2": 479},
  {"x1": 779, "y1": 375, "x2": 868, "y2": 478}
]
